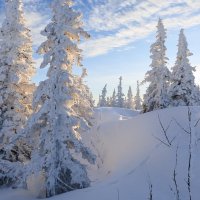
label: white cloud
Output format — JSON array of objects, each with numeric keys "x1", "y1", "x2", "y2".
[
  {"x1": 80, "y1": 0, "x2": 200, "y2": 57},
  {"x1": 1, "y1": 0, "x2": 200, "y2": 58},
  {"x1": 80, "y1": 21, "x2": 155, "y2": 57}
]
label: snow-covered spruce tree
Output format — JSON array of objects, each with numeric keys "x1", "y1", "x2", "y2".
[
  {"x1": 168, "y1": 29, "x2": 199, "y2": 106},
  {"x1": 116, "y1": 76, "x2": 125, "y2": 108},
  {"x1": 99, "y1": 84, "x2": 107, "y2": 107},
  {"x1": 23, "y1": 0, "x2": 95, "y2": 197},
  {"x1": 89, "y1": 93, "x2": 95, "y2": 107},
  {"x1": 111, "y1": 89, "x2": 117, "y2": 107},
  {"x1": 126, "y1": 86, "x2": 134, "y2": 109},
  {"x1": 134, "y1": 81, "x2": 142, "y2": 110},
  {"x1": 124, "y1": 97, "x2": 127, "y2": 108},
  {"x1": 143, "y1": 19, "x2": 170, "y2": 112},
  {"x1": 0, "y1": 0, "x2": 35, "y2": 186},
  {"x1": 106, "y1": 97, "x2": 111, "y2": 107},
  {"x1": 73, "y1": 68, "x2": 94, "y2": 127}
]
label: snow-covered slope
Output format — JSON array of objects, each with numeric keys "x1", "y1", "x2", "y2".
[{"x1": 1, "y1": 106, "x2": 200, "y2": 200}]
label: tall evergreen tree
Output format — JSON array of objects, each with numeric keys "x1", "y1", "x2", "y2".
[
  {"x1": 0, "y1": 0, "x2": 35, "y2": 186},
  {"x1": 116, "y1": 76, "x2": 125, "y2": 108},
  {"x1": 134, "y1": 81, "x2": 142, "y2": 110},
  {"x1": 99, "y1": 84, "x2": 107, "y2": 107},
  {"x1": 23, "y1": 0, "x2": 95, "y2": 197},
  {"x1": 111, "y1": 89, "x2": 117, "y2": 107},
  {"x1": 126, "y1": 86, "x2": 134, "y2": 109},
  {"x1": 168, "y1": 29, "x2": 199, "y2": 106},
  {"x1": 143, "y1": 19, "x2": 170, "y2": 112}
]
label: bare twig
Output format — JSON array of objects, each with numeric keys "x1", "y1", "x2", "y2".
[
  {"x1": 153, "y1": 134, "x2": 171, "y2": 147},
  {"x1": 146, "y1": 170, "x2": 153, "y2": 200},
  {"x1": 117, "y1": 188, "x2": 120, "y2": 200},
  {"x1": 187, "y1": 148, "x2": 192, "y2": 200},
  {"x1": 148, "y1": 179, "x2": 153, "y2": 200},
  {"x1": 171, "y1": 107, "x2": 198, "y2": 200},
  {"x1": 148, "y1": 183, "x2": 153, "y2": 200},
  {"x1": 173, "y1": 146, "x2": 180, "y2": 200},
  {"x1": 186, "y1": 107, "x2": 192, "y2": 200},
  {"x1": 194, "y1": 118, "x2": 200, "y2": 127},
  {"x1": 173, "y1": 118, "x2": 190, "y2": 135},
  {"x1": 158, "y1": 114, "x2": 172, "y2": 145},
  {"x1": 154, "y1": 114, "x2": 174, "y2": 147},
  {"x1": 170, "y1": 136, "x2": 177, "y2": 145}
]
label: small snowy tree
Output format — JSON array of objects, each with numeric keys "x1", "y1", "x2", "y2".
[
  {"x1": 99, "y1": 84, "x2": 107, "y2": 107},
  {"x1": 106, "y1": 97, "x2": 111, "y2": 107},
  {"x1": 143, "y1": 19, "x2": 170, "y2": 112},
  {"x1": 126, "y1": 86, "x2": 134, "y2": 109},
  {"x1": 116, "y1": 76, "x2": 125, "y2": 108},
  {"x1": 111, "y1": 89, "x2": 117, "y2": 107},
  {"x1": 168, "y1": 29, "x2": 199, "y2": 106},
  {"x1": 23, "y1": 0, "x2": 95, "y2": 197},
  {"x1": 134, "y1": 81, "x2": 142, "y2": 110},
  {"x1": 0, "y1": 0, "x2": 35, "y2": 186},
  {"x1": 73, "y1": 68, "x2": 94, "y2": 127}
]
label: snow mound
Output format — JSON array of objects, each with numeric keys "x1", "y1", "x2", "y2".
[
  {"x1": 1, "y1": 106, "x2": 200, "y2": 200},
  {"x1": 94, "y1": 107, "x2": 139, "y2": 124}
]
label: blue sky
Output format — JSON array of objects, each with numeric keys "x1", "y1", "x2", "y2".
[{"x1": 1, "y1": 0, "x2": 200, "y2": 102}]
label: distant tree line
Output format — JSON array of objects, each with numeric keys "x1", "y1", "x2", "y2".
[{"x1": 98, "y1": 77, "x2": 142, "y2": 110}]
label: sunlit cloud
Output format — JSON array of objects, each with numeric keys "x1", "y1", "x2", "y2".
[{"x1": 80, "y1": 0, "x2": 200, "y2": 57}]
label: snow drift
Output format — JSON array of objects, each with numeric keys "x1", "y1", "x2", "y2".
[{"x1": 1, "y1": 106, "x2": 200, "y2": 200}]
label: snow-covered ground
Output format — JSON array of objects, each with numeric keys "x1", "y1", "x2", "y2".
[{"x1": 1, "y1": 106, "x2": 200, "y2": 200}]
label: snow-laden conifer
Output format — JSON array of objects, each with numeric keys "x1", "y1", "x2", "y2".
[
  {"x1": 23, "y1": 0, "x2": 95, "y2": 197},
  {"x1": 73, "y1": 68, "x2": 94, "y2": 127},
  {"x1": 99, "y1": 84, "x2": 107, "y2": 107},
  {"x1": 106, "y1": 97, "x2": 111, "y2": 107},
  {"x1": 168, "y1": 29, "x2": 199, "y2": 106},
  {"x1": 134, "y1": 81, "x2": 142, "y2": 110},
  {"x1": 126, "y1": 86, "x2": 134, "y2": 109},
  {"x1": 116, "y1": 76, "x2": 125, "y2": 108},
  {"x1": 111, "y1": 89, "x2": 117, "y2": 107},
  {"x1": 143, "y1": 19, "x2": 170, "y2": 112},
  {"x1": 0, "y1": 0, "x2": 35, "y2": 186}
]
